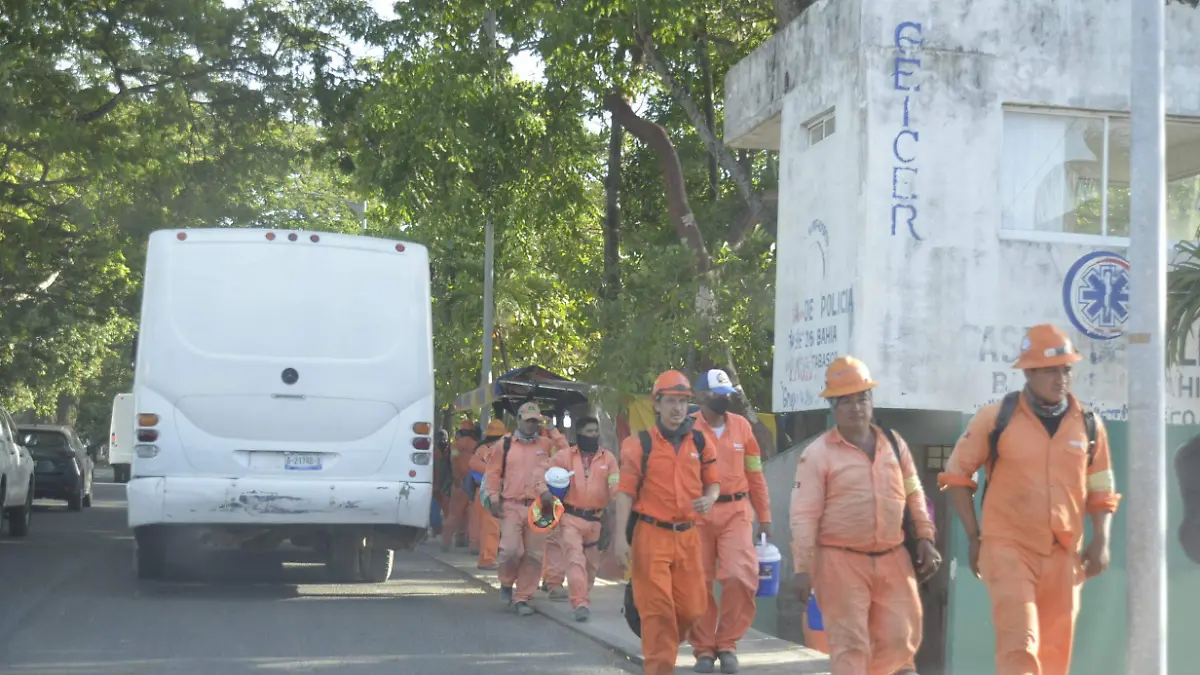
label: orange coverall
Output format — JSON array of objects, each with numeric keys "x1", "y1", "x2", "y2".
[
  {"x1": 443, "y1": 435, "x2": 478, "y2": 550},
  {"x1": 939, "y1": 396, "x2": 1121, "y2": 675},
  {"x1": 469, "y1": 439, "x2": 502, "y2": 568},
  {"x1": 484, "y1": 433, "x2": 554, "y2": 603},
  {"x1": 549, "y1": 445, "x2": 619, "y2": 609},
  {"x1": 537, "y1": 429, "x2": 570, "y2": 589},
  {"x1": 688, "y1": 411, "x2": 771, "y2": 660},
  {"x1": 790, "y1": 426, "x2": 935, "y2": 675},
  {"x1": 618, "y1": 423, "x2": 720, "y2": 675}
]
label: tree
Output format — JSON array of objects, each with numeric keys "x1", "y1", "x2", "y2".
[{"x1": 1, "y1": 0, "x2": 376, "y2": 417}]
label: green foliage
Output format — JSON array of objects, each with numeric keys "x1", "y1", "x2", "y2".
[
  {"x1": 341, "y1": 1, "x2": 781, "y2": 410},
  {"x1": 1, "y1": 0, "x2": 375, "y2": 420}
]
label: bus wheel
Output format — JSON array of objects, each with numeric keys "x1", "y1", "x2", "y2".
[
  {"x1": 326, "y1": 533, "x2": 365, "y2": 583},
  {"x1": 360, "y1": 546, "x2": 393, "y2": 583}
]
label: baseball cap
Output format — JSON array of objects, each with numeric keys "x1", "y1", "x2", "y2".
[
  {"x1": 696, "y1": 369, "x2": 738, "y2": 396},
  {"x1": 518, "y1": 401, "x2": 545, "y2": 421}
]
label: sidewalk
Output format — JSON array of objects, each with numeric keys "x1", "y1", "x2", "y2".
[{"x1": 424, "y1": 543, "x2": 831, "y2": 675}]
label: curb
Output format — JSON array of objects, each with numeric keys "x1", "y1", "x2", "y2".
[{"x1": 423, "y1": 549, "x2": 646, "y2": 668}]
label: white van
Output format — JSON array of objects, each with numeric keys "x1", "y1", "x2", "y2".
[
  {"x1": 108, "y1": 393, "x2": 135, "y2": 483},
  {"x1": 129, "y1": 228, "x2": 435, "y2": 583}
]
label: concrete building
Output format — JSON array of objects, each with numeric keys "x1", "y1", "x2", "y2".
[{"x1": 725, "y1": 0, "x2": 1200, "y2": 672}]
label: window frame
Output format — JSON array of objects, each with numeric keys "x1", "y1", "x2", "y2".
[
  {"x1": 806, "y1": 109, "x2": 836, "y2": 147},
  {"x1": 1000, "y1": 104, "x2": 1200, "y2": 247}
]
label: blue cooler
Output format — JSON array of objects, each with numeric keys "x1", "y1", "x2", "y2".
[{"x1": 756, "y1": 534, "x2": 782, "y2": 598}]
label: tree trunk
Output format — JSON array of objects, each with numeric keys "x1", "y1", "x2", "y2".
[
  {"x1": 606, "y1": 94, "x2": 775, "y2": 452},
  {"x1": 603, "y1": 107, "x2": 623, "y2": 300},
  {"x1": 55, "y1": 392, "x2": 77, "y2": 426},
  {"x1": 696, "y1": 17, "x2": 719, "y2": 202},
  {"x1": 722, "y1": 345, "x2": 777, "y2": 459},
  {"x1": 638, "y1": 36, "x2": 775, "y2": 235},
  {"x1": 604, "y1": 93, "x2": 712, "y2": 274}
]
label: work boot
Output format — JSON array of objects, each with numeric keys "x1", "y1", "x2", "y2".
[
  {"x1": 514, "y1": 601, "x2": 535, "y2": 616},
  {"x1": 548, "y1": 586, "x2": 568, "y2": 602},
  {"x1": 694, "y1": 656, "x2": 716, "y2": 673},
  {"x1": 499, "y1": 586, "x2": 513, "y2": 606},
  {"x1": 717, "y1": 651, "x2": 739, "y2": 674},
  {"x1": 574, "y1": 606, "x2": 590, "y2": 622}
]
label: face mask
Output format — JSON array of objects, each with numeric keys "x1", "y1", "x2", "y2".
[
  {"x1": 577, "y1": 436, "x2": 599, "y2": 453},
  {"x1": 706, "y1": 397, "x2": 731, "y2": 415}
]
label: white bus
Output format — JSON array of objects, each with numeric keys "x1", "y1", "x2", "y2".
[
  {"x1": 129, "y1": 228, "x2": 435, "y2": 582},
  {"x1": 108, "y1": 393, "x2": 135, "y2": 483}
]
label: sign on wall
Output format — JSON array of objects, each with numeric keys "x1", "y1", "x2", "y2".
[
  {"x1": 1062, "y1": 250, "x2": 1131, "y2": 341},
  {"x1": 775, "y1": 218, "x2": 855, "y2": 411}
]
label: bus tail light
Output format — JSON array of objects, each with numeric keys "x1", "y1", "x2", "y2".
[
  {"x1": 411, "y1": 437, "x2": 431, "y2": 450},
  {"x1": 137, "y1": 429, "x2": 158, "y2": 442},
  {"x1": 411, "y1": 451, "x2": 431, "y2": 465},
  {"x1": 412, "y1": 422, "x2": 431, "y2": 435},
  {"x1": 137, "y1": 414, "x2": 159, "y2": 427}
]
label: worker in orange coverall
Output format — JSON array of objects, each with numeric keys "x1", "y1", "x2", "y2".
[
  {"x1": 442, "y1": 419, "x2": 478, "y2": 551},
  {"x1": 940, "y1": 324, "x2": 1120, "y2": 675},
  {"x1": 484, "y1": 401, "x2": 558, "y2": 616},
  {"x1": 539, "y1": 423, "x2": 572, "y2": 598},
  {"x1": 548, "y1": 414, "x2": 619, "y2": 622},
  {"x1": 791, "y1": 355, "x2": 940, "y2": 675},
  {"x1": 469, "y1": 418, "x2": 507, "y2": 570},
  {"x1": 687, "y1": 369, "x2": 771, "y2": 675},
  {"x1": 613, "y1": 370, "x2": 721, "y2": 675}
]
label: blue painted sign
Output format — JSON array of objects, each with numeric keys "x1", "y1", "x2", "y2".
[{"x1": 1062, "y1": 250, "x2": 1130, "y2": 341}]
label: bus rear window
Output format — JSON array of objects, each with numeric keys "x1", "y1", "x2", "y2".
[{"x1": 167, "y1": 242, "x2": 428, "y2": 360}]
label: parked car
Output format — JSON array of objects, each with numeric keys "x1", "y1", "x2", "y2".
[
  {"x1": 0, "y1": 407, "x2": 34, "y2": 535},
  {"x1": 18, "y1": 424, "x2": 95, "y2": 511}
]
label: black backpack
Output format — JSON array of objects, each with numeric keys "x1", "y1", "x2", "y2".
[
  {"x1": 982, "y1": 392, "x2": 1097, "y2": 503},
  {"x1": 878, "y1": 427, "x2": 927, "y2": 583},
  {"x1": 621, "y1": 427, "x2": 708, "y2": 638},
  {"x1": 624, "y1": 429, "x2": 708, "y2": 545}
]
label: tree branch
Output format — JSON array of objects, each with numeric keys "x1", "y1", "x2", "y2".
[
  {"x1": 603, "y1": 91, "x2": 712, "y2": 274},
  {"x1": 728, "y1": 189, "x2": 779, "y2": 249},
  {"x1": 637, "y1": 34, "x2": 776, "y2": 234}
]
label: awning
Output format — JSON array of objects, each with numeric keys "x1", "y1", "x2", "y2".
[{"x1": 453, "y1": 365, "x2": 588, "y2": 412}]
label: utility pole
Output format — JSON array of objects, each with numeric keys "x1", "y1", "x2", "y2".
[
  {"x1": 479, "y1": 9, "x2": 498, "y2": 426},
  {"x1": 1127, "y1": 0, "x2": 1168, "y2": 671}
]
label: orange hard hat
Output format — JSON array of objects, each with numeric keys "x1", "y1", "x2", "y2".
[
  {"x1": 485, "y1": 419, "x2": 506, "y2": 436},
  {"x1": 819, "y1": 356, "x2": 878, "y2": 399},
  {"x1": 528, "y1": 497, "x2": 565, "y2": 533},
  {"x1": 1012, "y1": 324, "x2": 1083, "y2": 370},
  {"x1": 652, "y1": 370, "x2": 692, "y2": 398},
  {"x1": 458, "y1": 419, "x2": 475, "y2": 431}
]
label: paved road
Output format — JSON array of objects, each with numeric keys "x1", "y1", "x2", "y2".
[{"x1": 0, "y1": 474, "x2": 635, "y2": 675}]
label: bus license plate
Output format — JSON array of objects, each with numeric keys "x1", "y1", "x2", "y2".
[{"x1": 284, "y1": 453, "x2": 322, "y2": 471}]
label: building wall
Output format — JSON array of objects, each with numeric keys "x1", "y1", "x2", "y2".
[
  {"x1": 748, "y1": 0, "x2": 1200, "y2": 417},
  {"x1": 729, "y1": 0, "x2": 1200, "y2": 668}
]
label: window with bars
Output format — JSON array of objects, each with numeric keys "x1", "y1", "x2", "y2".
[{"x1": 925, "y1": 445, "x2": 953, "y2": 472}]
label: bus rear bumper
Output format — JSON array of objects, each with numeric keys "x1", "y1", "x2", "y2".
[{"x1": 126, "y1": 476, "x2": 432, "y2": 529}]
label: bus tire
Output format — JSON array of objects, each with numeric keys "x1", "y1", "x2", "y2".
[
  {"x1": 327, "y1": 534, "x2": 365, "y2": 583},
  {"x1": 360, "y1": 546, "x2": 393, "y2": 583}
]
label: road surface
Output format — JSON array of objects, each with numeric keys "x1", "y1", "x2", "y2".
[{"x1": 0, "y1": 471, "x2": 635, "y2": 675}]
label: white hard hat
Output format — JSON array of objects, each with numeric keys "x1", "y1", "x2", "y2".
[{"x1": 545, "y1": 467, "x2": 573, "y2": 489}]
